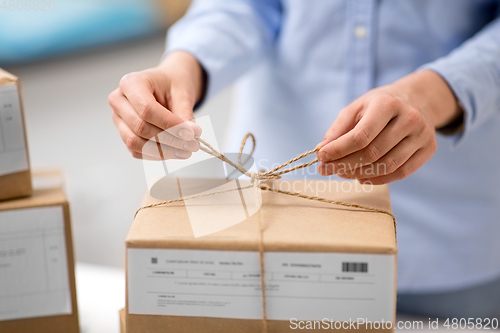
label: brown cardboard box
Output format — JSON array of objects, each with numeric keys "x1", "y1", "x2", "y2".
[
  {"x1": 31, "y1": 168, "x2": 65, "y2": 190},
  {"x1": 0, "y1": 182, "x2": 79, "y2": 332},
  {"x1": 0, "y1": 68, "x2": 32, "y2": 202},
  {"x1": 120, "y1": 308, "x2": 126, "y2": 333},
  {"x1": 126, "y1": 180, "x2": 397, "y2": 332}
]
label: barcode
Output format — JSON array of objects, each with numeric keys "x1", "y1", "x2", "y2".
[
  {"x1": 151, "y1": 257, "x2": 158, "y2": 264},
  {"x1": 342, "y1": 262, "x2": 368, "y2": 273}
]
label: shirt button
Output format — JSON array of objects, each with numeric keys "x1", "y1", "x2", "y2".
[{"x1": 354, "y1": 25, "x2": 367, "y2": 39}]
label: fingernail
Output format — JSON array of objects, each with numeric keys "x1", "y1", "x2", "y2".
[
  {"x1": 183, "y1": 140, "x2": 199, "y2": 152},
  {"x1": 178, "y1": 128, "x2": 193, "y2": 141},
  {"x1": 175, "y1": 149, "x2": 191, "y2": 159},
  {"x1": 316, "y1": 141, "x2": 326, "y2": 149},
  {"x1": 319, "y1": 151, "x2": 332, "y2": 162},
  {"x1": 191, "y1": 123, "x2": 203, "y2": 137}
]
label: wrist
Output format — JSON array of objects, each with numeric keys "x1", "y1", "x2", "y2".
[
  {"x1": 395, "y1": 70, "x2": 463, "y2": 129},
  {"x1": 159, "y1": 51, "x2": 206, "y2": 103}
]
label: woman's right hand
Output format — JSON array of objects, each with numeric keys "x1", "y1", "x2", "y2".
[{"x1": 108, "y1": 51, "x2": 204, "y2": 160}]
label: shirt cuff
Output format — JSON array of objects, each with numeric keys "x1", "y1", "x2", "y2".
[{"x1": 417, "y1": 63, "x2": 472, "y2": 148}]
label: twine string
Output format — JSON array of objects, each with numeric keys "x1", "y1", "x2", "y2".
[{"x1": 135, "y1": 133, "x2": 397, "y2": 333}]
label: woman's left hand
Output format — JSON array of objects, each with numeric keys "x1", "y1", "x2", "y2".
[{"x1": 317, "y1": 70, "x2": 462, "y2": 185}]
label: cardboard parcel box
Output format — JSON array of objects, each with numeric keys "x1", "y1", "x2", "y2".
[
  {"x1": 0, "y1": 184, "x2": 79, "y2": 332},
  {"x1": 120, "y1": 308, "x2": 126, "y2": 333},
  {"x1": 126, "y1": 179, "x2": 397, "y2": 332},
  {"x1": 0, "y1": 68, "x2": 32, "y2": 201}
]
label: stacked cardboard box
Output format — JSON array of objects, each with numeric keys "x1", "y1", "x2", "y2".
[
  {"x1": 124, "y1": 179, "x2": 397, "y2": 332},
  {"x1": 0, "y1": 68, "x2": 79, "y2": 333},
  {"x1": 0, "y1": 68, "x2": 32, "y2": 201},
  {"x1": 120, "y1": 308, "x2": 126, "y2": 333},
  {"x1": 0, "y1": 173, "x2": 80, "y2": 333}
]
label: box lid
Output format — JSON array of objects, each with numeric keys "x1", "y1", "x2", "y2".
[
  {"x1": 0, "y1": 187, "x2": 67, "y2": 211},
  {"x1": 0, "y1": 68, "x2": 18, "y2": 85},
  {"x1": 127, "y1": 180, "x2": 396, "y2": 254}
]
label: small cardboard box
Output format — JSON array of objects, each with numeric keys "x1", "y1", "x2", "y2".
[
  {"x1": 0, "y1": 179, "x2": 79, "y2": 333},
  {"x1": 120, "y1": 308, "x2": 126, "y2": 333},
  {"x1": 0, "y1": 68, "x2": 32, "y2": 202},
  {"x1": 125, "y1": 179, "x2": 397, "y2": 332}
]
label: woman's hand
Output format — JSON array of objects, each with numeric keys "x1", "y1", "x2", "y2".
[
  {"x1": 317, "y1": 70, "x2": 462, "y2": 185},
  {"x1": 108, "y1": 51, "x2": 204, "y2": 160}
]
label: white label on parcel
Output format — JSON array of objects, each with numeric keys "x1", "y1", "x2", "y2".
[
  {"x1": 0, "y1": 206, "x2": 72, "y2": 321},
  {"x1": 0, "y1": 84, "x2": 29, "y2": 177},
  {"x1": 128, "y1": 249, "x2": 395, "y2": 321}
]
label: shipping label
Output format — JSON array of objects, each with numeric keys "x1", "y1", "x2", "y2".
[
  {"x1": 128, "y1": 248, "x2": 395, "y2": 321},
  {"x1": 0, "y1": 84, "x2": 29, "y2": 177},
  {"x1": 0, "y1": 206, "x2": 72, "y2": 321}
]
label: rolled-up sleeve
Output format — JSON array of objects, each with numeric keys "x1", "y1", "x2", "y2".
[
  {"x1": 164, "y1": 0, "x2": 282, "y2": 101},
  {"x1": 419, "y1": 16, "x2": 500, "y2": 146}
]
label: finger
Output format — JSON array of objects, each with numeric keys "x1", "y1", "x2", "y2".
[
  {"x1": 326, "y1": 115, "x2": 408, "y2": 173},
  {"x1": 109, "y1": 90, "x2": 163, "y2": 140},
  {"x1": 356, "y1": 148, "x2": 434, "y2": 185},
  {"x1": 169, "y1": 84, "x2": 203, "y2": 138},
  {"x1": 111, "y1": 111, "x2": 162, "y2": 160},
  {"x1": 129, "y1": 152, "x2": 163, "y2": 161},
  {"x1": 109, "y1": 91, "x2": 200, "y2": 152},
  {"x1": 319, "y1": 97, "x2": 398, "y2": 162},
  {"x1": 119, "y1": 74, "x2": 195, "y2": 140},
  {"x1": 112, "y1": 111, "x2": 192, "y2": 160},
  {"x1": 142, "y1": 137, "x2": 192, "y2": 160},
  {"x1": 318, "y1": 163, "x2": 335, "y2": 176},
  {"x1": 316, "y1": 100, "x2": 362, "y2": 149},
  {"x1": 334, "y1": 136, "x2": 417, "y2": 178},
  {"x1": 156, "y1": 131, "x2": 200, "y2": 152}
]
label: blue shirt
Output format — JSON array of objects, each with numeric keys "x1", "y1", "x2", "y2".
[{"x1": 166, "y1": 0, "x2": 500, "y2": 292}]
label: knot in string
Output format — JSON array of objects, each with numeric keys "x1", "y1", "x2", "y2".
[
  {"x1": 196, "y1": 133, "x2": 320, "y2": 183},
  {"x1": 250, "y1": 171, "x2": 260, "y2": 187}
]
